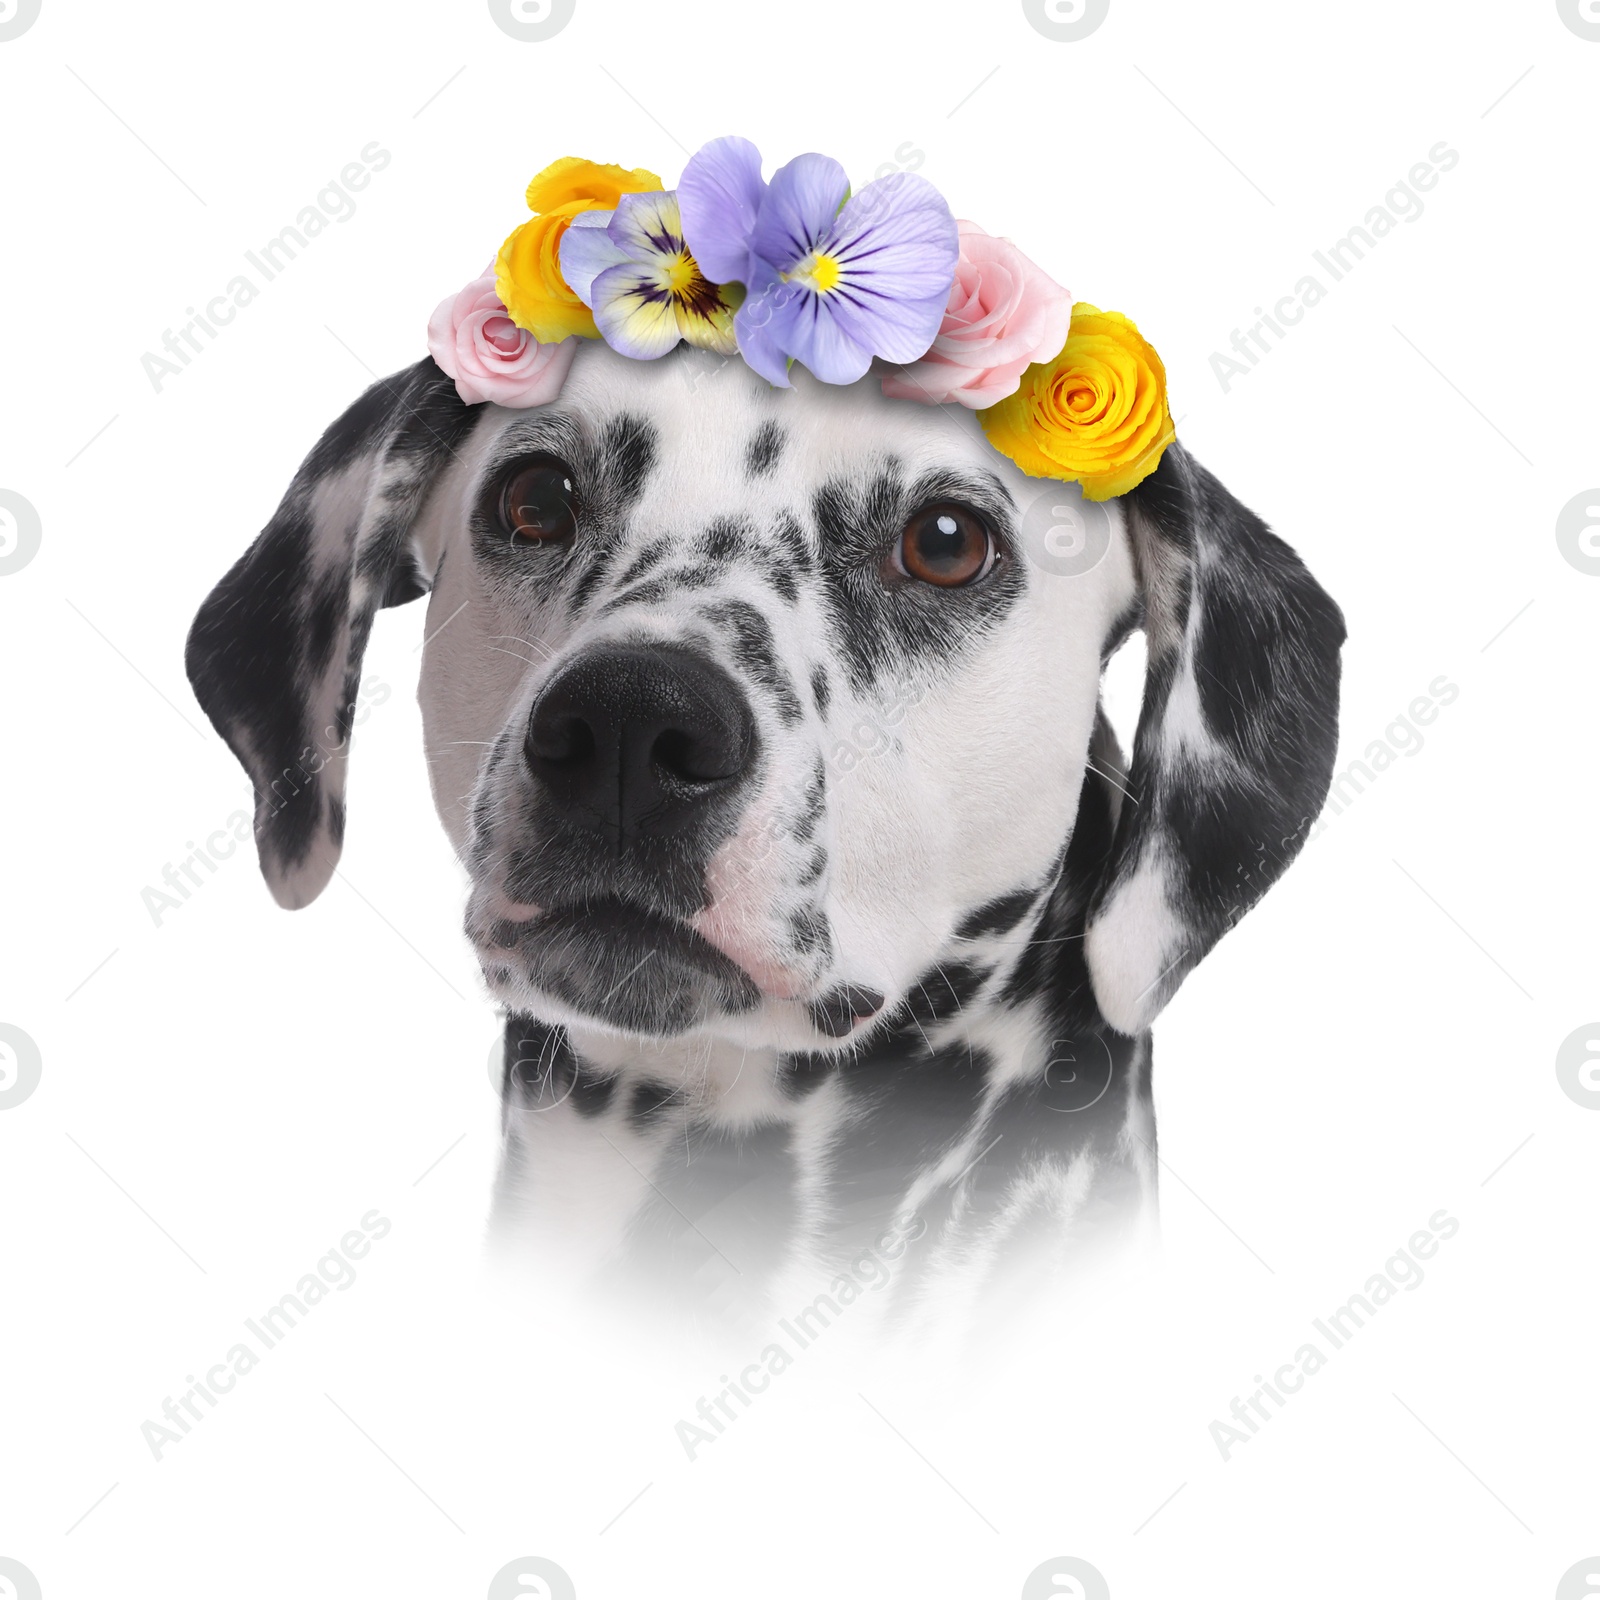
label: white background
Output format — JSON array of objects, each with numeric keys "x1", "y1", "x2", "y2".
[{"x1": 2, "y1": 1, "x2": 1596, "y2": 1597}]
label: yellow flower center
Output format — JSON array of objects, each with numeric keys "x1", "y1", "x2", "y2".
[
  {"x1": 661, "y1": 250, "x2": 733, "y2": 326},
  {"x1": 665, "y1": 252, "x2": 698, "y2": 295},
  {"x1": 790, "y1": 251, "x2": 844, "y2": 294},
  {"x1": 1064, "y1": 380, "x2": 1099, "y2": 416}
]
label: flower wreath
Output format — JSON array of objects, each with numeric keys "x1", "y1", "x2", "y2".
[{"x1": 427, "y1": 139, "x2": 1174, "y2": 502}]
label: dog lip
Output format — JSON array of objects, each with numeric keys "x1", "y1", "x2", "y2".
[
  {"x1": 522, "y1": 896, "x2": 719, "y2": 956},
  {"x1": 807, "y1": 985, "x2": 887, "y2": 1038},
  {"x1": 503, "y1": 895, "x2": 762, "y2": 1031},
  {"x1": 479, "y1": 896, "x2": 862, "y2": 1019}
]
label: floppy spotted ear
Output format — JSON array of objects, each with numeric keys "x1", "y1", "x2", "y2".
[
  {"x1": 186, "y1": 357, "x2": 480, "y2": 909},
  {"x1": 1083, "y1": 442, "x2": 1345, "y2": 1034}
]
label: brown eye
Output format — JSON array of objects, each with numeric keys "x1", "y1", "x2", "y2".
[
  {"x1": 894, "y1": 502, "x2": 996, "y2": 587},
  {"x1": 500, "y1": 459, "x2": 576, "y2": 544}
]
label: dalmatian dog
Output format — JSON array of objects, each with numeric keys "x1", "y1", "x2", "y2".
[{"x1": 187, "y1": 342, "x2": 1343, "y2": 1332}]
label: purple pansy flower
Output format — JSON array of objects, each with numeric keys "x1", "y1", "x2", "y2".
[
  {"x1": 558, "y1": 192, "x2": 738, "y2": 361},
  {"x1": 677, "y1": 136, "x2": 960, "y2": 388}
]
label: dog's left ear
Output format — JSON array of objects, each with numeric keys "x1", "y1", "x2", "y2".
[
  {"x1": 1083, "y1": 442, "x2": 1345, "y2": 1034},
  {"x1": 186, "y1": 358, "x2": 481, "y2": 909}
]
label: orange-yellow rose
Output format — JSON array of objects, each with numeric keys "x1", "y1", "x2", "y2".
[
  {"x1": 979, "y1": 302, "x2": 1175, "y2": 500},
  {"x1": 523, "y1": 157, "x2": 661, "y2": 214},
  {"x1": 496, "y1": 158, "x2": 663, "y2": 342}
]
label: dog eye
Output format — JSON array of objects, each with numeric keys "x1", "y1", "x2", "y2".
[
  {"x1": 499, "y1": 458, "x2": 577, "y2": 544},
  {"x1": 893, "y1": 503, "x2": 996, "y2": 587}
]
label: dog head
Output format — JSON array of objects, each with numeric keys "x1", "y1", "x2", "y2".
[{"x1": 188, "y1": 341, "x2": 1342, "y2": 1049}]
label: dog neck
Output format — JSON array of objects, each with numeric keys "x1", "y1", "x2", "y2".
[{"x1": 488, "y1": 760, "x2": 1161, "y2": 1328}]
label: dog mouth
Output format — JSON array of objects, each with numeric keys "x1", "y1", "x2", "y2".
[{"x1": 477, "y1": 896, "x2": 762, "y2": 1036}]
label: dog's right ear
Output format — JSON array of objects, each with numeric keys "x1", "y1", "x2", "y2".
[
  {"x1": 186, "y1": 358, "x2": 482, "y2": 909},
  {"x1": 1082, "y1": 442, "x2": 1345, "y2": 1034}
]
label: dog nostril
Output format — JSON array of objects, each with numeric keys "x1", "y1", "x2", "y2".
[
  {"x1": 528, "y1": 711, "x2": 595, "y2": 768},
  {"x1": 651, "y1": 725, "x2": 742, "y2": 787}
]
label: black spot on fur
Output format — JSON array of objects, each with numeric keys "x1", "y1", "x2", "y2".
[
  {"x1": 600, "y1": 566, "x2": 718, "y2": 615},
  {"x1": 569, "y1": 1068, "x2": 619, "y2": 1119},
  {"x1": 776, "y1": 510, "x2": 816, "y2": 576},
  {"x1": 745, "y1": 420, "x2": 786, "y2": 478},
  {"x1": 810, "y1": 666, "x2": 831, "y2": 715},
  {"x1": 779, "y1": 1052, "x2": 836, "y2": 1098},
  {"x1": 600, "y1": 576, "x2": 672, "y2": 614},
  {"x1": 598, "y1": 413, "x2": 657, "y2": 508},
  {"x1": 786, "y1": 909, "x2": 831, "y2": 958},
  {"x1": 763, "y1": 560, "x2": 799, "y2": 604},
  {"x1": 703, "y1": 598, "x2": 803, "y2": 724},
  {"x1": 616, "y1": 539, "x2": 672, "y2": 589},
  {"x1": 630, "y1": 1079, "x2": 685, "y2": 1129},
  {"x1": 565, "y1": 413, "x2": 661, "y2": 614},
  {"x1": 504, "y1": 1017, "x2": 582, "y2": 1109},
  {"x1": 704, "y1": 516, "x2": 755, "y2": 562},
  {"x1": 895, "y1": 960, "x2": 990, "y2": 1031},
  {"x1": 792, "y1": 758, "x2": 826, "y2": 844},
  {"x1": 956, "y1": 889, "x2": 1037, "y2": 942},
  {"x1": 700, "y1": 516, "x2": 800, "y2": 604}
]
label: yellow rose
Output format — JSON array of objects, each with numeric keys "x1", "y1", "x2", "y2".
[
  {"x1": 496, "y1": 157, "x2": 664, "y2": 343},
  {"x1": 524, "y1": 156, "x2": 663, "y2": 214},
  {"x1": 980, "y1": 303, "x2": 1175, "y2": 500}
]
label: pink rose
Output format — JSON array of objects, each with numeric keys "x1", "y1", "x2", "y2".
[
  {"x1": 427, "y1": 266, "x2": 577, "y2": 407},
  {"x1": 880, "y1": 221, "x2": 1072, "y2": 409}
]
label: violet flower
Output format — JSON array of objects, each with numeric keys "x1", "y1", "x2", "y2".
[{"x1": 677, "y1": 136, "x2": 959, "y2": 387}]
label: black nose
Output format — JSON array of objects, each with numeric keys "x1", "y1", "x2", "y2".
[{"x1": 525, "y1": 645, "x2": 757, "y2": 846}]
